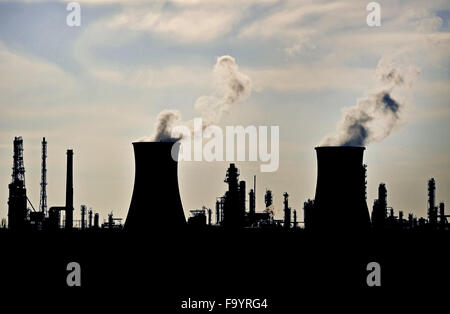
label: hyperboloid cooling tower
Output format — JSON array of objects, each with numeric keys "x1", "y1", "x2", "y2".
[
  {"x1": 311, "y1": 146, "x2": 371, "y2": 232},
  {"x1": 124, "y1": 142, "x2": 186, "y2": 232}
]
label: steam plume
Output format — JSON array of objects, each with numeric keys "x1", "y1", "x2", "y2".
[
  {"x1": 320, "y1": 58, "x2": 419, "y2": 147},
  {"x1": 195, "y1": 55, "x2": 251, "y2": 125},
  {"x1": 151, "y1": 109, "x2": 182, "y2": 142},
  {"x1": 149, "y1": 55, "x2": 251, "y2": 142}
]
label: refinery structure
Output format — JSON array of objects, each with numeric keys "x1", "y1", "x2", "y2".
[
  {"x1": 2, "y1": 136, "x2": 448, "y2": 233},
  {"x1": 5, "y1": 136, "x2": 122, "y2": 231}
]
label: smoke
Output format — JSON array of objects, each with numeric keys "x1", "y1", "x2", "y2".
[
  {"x1": 323, "y1": 89, "x2": 401, "y2": 146},
  {"x1": 149, "y1": 55, "x2": 251, "y2": 142},
  {"x1": 376, "y1": 58, "x2": 420, "y2": 88},
  {"x1": 151, "y1": 109, "x2": 182, "y2": 142},
  {"x1": 195, "y1": 55, "x2": 251, "y2": 125},
  {"x1": 320, "y1": 58, "x2": 419, "y2": 147}
]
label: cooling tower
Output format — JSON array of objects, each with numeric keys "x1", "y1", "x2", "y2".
[
  {"x1": 124, "y1": 142, "x2": 186, "y2": 232},
  {"x1": 312, "y1": 146, "x2": 370, "y2": 232}
]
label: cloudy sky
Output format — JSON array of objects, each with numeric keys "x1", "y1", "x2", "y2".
[{"x1": 0, "y1": 0, "x2": 449, "y2": 225}]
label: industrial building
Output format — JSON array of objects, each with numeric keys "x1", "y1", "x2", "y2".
[
  {"x1": 5, "y1": 136, "x2": 122, "y2": 232},
  {"x1": 189, "y1": 163, "x2": 297, "y2": 229},
  {"x1": 370, "y1": 179, "x2": 449, "y2": 231},
  {"x1": 3, "y1": 136, "x2": 448, "y2": 233}
]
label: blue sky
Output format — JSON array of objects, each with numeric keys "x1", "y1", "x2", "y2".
[{"x1": 0, "y1": 0, "x2": 449, "y2": 224}]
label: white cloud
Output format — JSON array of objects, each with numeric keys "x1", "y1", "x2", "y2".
[
  {"x1": 238, "y1": 0, "x2": 449, "y2": 69},
  {"x1": 0, "y1": 42, "x2": 79, "y2": 104},
  {"x1": 244, "y1": 64, "x2": 373, "y2": 92},
  {"x1": 284, "y1": 36, "x2": 316, "y2": 57},
  {"x1": 107, "y1": 7, "x2": 239, "y2": 43},
  {"x1": 239, "y1": 1, "x2": 353, "y2": 40},
  {"x1": 90, "y1": 65, "x2": 211, "y2": 89},
  {"x1": 105, "y1": 0, "x2": 278, "y2": 43}
]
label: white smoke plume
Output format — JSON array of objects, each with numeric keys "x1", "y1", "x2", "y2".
[
  {"x1": 150, "y1": 55, "x2": 251, "y2": 142},
  {"x1": 320, "y1": 58, "x2": 420, "y2": 147},
  {"x1": 195, "y1": 55, "x2": 251, "y2": 125},
  {"x1": 151, "y1": 109, "x2": 182, "y2": 142}
]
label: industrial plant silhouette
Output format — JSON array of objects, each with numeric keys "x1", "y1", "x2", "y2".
[
  {"x1": 2, "y1": 136, "x2": 449, "y2": 305},
  {"x1": 3, "y1": 136, "x2": 448, "y2": 233}
]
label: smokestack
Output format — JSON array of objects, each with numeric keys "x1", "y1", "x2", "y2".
[
  {"x1": 215, "y1": 200, "x2": 220, "y2": 225},
  {"x1": 81, "y1": 205, "x2": 86, "y2": 230},
  {"x1": 124, "y1": 142, "x2": 186, "y2": 232},
  {"x1": 65, "y1": 149, "x2": 73, "y2": 230},
  {"x1": 312, "y1": 146, "x2": 370, "y2": 232},
  {"x1": 283, "y1": 192, "x2": 291, "y2": 230},
  {"x1": 254, "y1": 175, "x2": 256, "y2": 210},
  {"x1": 428, "y1": 178, "x2": 437, "y2": 225}
]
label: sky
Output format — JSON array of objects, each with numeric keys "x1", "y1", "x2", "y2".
[{"x1": 0, "y1": 0, "x2": 449, "y2": 225}]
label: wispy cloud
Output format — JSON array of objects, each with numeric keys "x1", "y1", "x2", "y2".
[
  {"x1": 105, "y1": 0, "x2": 278, "y2": 43},
  {"x1": 0, "y1": 42, "x2": 79, "y2": 104}
]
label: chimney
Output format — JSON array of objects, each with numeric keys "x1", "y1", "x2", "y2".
[
  {"x1": 81, "y1": 205, "x2": 86, "y2": 230},
  {"x1": 312, "y1": 146, "x2": 370, "y2": 232},
  {"x1": 254, "y1": 175, "x2": 256, "y2": 210},
  {"x1": 215, "y1": 200, "x2": 220, "y2": 225},
  {"x1": 65, "y1": 149, "x2": 73, "y2": 230},
  {"x1": 428, "y1": 178, "x2": 438, "y2": 225},
  {"x1": 124, "y1": 142, "x2": 186, "y2": 232},
  {"x1": 283, "y1": 192, "x2": 291, "y2": 229}
]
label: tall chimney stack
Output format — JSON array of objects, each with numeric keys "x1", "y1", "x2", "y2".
[
  {"x1": 428, "y1": 178, "x2": 438, "y2": 226},
  {"x1": 283, "y1": 192, "x2": 291, "y2": 229},
  {"x1": 254, "y1": 175, "x2": 256, "y2": 211},
  {"x1": 81, "y1": 205, "x2": 86, "y2": 230},
  {"x1": 65, "y1": 149, "x2": 73, "y2": 230}
]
